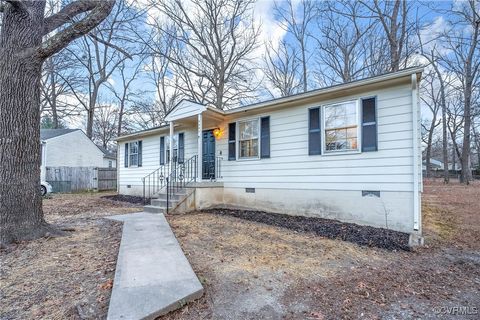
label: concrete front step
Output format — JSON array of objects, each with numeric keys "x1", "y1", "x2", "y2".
[
  {"x1": 151, "y1": 199, "x2": 177, "y2": 207},
  {"x1": 152, "y1": 194, "x2": 181, "y2": 201},
  {"x1": 144, "y1": 205, "x2": 166, "y2": 214}
]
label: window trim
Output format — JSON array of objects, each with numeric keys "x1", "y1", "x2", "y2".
[
  {"x1": 128, "y1": 141, "x2": 140, "y2": 167},
  {"x1": 237, "y1": 117, "x2": 261, "y2": 160},
  {"x1": 321, "y1": 99, "x2": 362, "y2": 155},
  {"x1": 160, "y1": 133, "x2": 181, "y2": 163}
]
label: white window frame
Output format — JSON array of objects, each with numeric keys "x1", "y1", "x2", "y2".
[
  {"x1": 237, "y1": 117, "x2": 260, "y2": 160},
  {"x1": 321, "y1": 100, "x2": 361, "y2": 155},
  {"x1": 128, "y1": 141, "x2": 139, "y2": 167},
  {"x1": 162, "y1": 134, "x2": 179, "y2": 163}
]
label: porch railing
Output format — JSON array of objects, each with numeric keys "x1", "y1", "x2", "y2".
[
  {"x1": 142, "y1": 155, "x2": 198, "y2": 204},
  {"x1": 203, "y1": 155, "x2": 223, "y2": 180}
]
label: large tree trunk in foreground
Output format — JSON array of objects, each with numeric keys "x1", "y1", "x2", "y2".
[
  {"x1": 0, "y1": 0, "x2": 115, "y2": 245},
  {"x1": 0, "y1": 1, "x2": 55, "y2": 245}
]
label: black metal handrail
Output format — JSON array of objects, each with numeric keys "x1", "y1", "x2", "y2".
[
  {"x1": 165, "y1": 155, "x2": 198, "y2": 213},
  {"x1": 142, "y1": 164, "x2": 168, "y2": 203}
]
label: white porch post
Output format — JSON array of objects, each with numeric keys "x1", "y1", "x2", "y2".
[
  {"x1": 197, "y1": 113, "x2": 202, "y2": 181},
  {"x1": 169, "y1": 121, "x2": 174, "y2": 171}
]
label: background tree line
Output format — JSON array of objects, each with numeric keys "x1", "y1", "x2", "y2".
[{"x1": 36, "y1": 0, "x2": 479, "y2": 184}]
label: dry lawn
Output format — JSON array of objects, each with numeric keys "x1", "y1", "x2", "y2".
[
  {"x1": 0, "y1": 193, "x2": 142, "y2": 320},
  {"x1": 163, "y1": 180, "x2": 480, "y2": 319},
  {"x1": 1, "y1": 181, "x2": 479, "y2": 319}
]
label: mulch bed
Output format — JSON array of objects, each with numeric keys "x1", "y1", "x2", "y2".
[
  {"x1": 204, "y1": 208, "x2": 410, "y2": 251},
  {"x1": 102, "y1": 194, "x2": 150, "y2": 205}
]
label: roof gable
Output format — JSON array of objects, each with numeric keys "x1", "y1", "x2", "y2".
[
  {"x1": 40, "y1": 129, "x2": 79, "y2": 140},
  {"x1": 165, "y1": 99, "x2": 208, "y2": 121}
]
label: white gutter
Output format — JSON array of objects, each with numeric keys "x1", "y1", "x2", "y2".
[{"x1": 411, "y1": 73, "x2": 421, "y2": 232}]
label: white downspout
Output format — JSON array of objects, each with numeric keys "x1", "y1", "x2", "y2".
[{"x1": 411, "y1": 74, "x2": 420, "y2": 232}]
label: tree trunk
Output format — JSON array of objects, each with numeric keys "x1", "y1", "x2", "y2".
[
  {"x1": 48, "y1": 58, "x2": 59, "y2": 128},
  {"x1": 301, "y1": 40, "x2": 307, "y2": 92},
  {"x1": 86, "y1": 87, "x2": 99, "y2": 138},
  {"x1": 460, "y1": 77, "x2": 473, "y2": 184},
  {"x1": 0, "y1": 2, "x2": 59, "y2": 245}
]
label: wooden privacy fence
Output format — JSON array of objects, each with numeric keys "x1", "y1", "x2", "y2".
[{"x1": 45, "y1": 166, "x2": 117, "y2": 193}]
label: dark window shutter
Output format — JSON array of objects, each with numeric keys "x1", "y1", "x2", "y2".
[
  {"x1": 138, "y1": 141, "x2": 142, "y2": 167},
  {"x1": 160, "y1": 137, "x2": 165, "y2": 165},
  {"x1": 361, "y1": 97, "x2": 377, "y2": 152},
  {"x1": 178, "y1": 133, "x2": 185, "y2": 163},
  {"x1": 228, "y1": 122, "x2": 236, "y2": 160},
  {"x1": 260, "y1": 116, "x2": 270, "y2": 158},
  {"x1": 124, "y1": 143, "x2": 129, "y2": 167},
  {"x1": 308, "y1": 107, "x2": 321, "y2": 155}
]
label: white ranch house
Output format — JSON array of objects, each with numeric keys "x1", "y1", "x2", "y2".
[{"x1": 116, "y1": 68, "x2": 423, "y2": 237}]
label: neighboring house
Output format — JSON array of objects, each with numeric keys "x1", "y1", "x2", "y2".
[
  {"x1": 97, "y1": 145, "x2": 117, "y2": 168},
  {"x1": 116, "y1": 68, "x2": 423, "y2": 237},
  {"x1": 422, "y1": 158, "x2": 444, "y2": 171},
  {"x1": 40, "y1": 129, "x2": 117, "y2": 179}
]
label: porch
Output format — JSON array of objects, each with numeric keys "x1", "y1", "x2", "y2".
[{"x1": 142, "y1": 100, "x2": 226, "y2": 202}]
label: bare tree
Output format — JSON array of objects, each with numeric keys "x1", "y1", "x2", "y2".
[
  {"x1": 275, "y1": 0, "x2": 317, "y2": 92},
  {"x1": 417, "y1": 33, "x2": 451, "y2": 183},
  {"x1": 40, "y1": 50, "x2": 83, "y2": 128},
  {"x1": 128, "y1": 100, "x2": 167, "y2": 130},
  {"x1": 360, "y1": 0, "x2": 412, "y2": 71},
  {"x1": 64, "y1": 0, "x2": 138, "y2": 138},
  {"x1": 314, "y1": 0, "x2": 375, "y2": 84},
  {"x1": 440, "y1": 0, "x2": 480, "y2": 184},
  {"x1": 420, "y1": 70, "x2": 442, "y2": 178},
  {"x1": 263, "y1": 40, "x2": 302, "y2": 97},
  {"x1": 0, "y1": 0, "x2": 115, "y2": 245},
  {"x1": 93, "y1": 104, "x2": 119, "y2": 149},
  {"x1": 147, "y1": 0, "x2": 260, "y2": 109},
  {"x1": 108, "y1": 56, "x2": 145, "y2": 136}
]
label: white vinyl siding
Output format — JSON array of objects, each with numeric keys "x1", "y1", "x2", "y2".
[
  {"x1": 118, "y1": 126, "x2": 198, "y2": 189},
  {"x1": 118, "y1": 83, "x2": 416, "y2": 193},
  {"x1": 217, "y1": 83, "x2": 415, "y2": 192},
  {"x1": 43, "y1": 130, "x2": 105, "y2": 167}
]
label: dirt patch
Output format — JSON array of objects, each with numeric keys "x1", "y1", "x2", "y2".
[
  {"x1": 162, "y1": 180, "x2": 480, "y2": 319},
  {"x1": 204, "y1": 208, "x2": 410, "y2": 251},
  {"x1": 101, "y1": 194, "x2": 149, "y2": 205},
  {"x1": 0, "y1": 192, "x2": 142, "y2": 320}
]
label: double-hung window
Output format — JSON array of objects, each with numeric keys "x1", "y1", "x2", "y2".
[
  {"x1": 324, "y1": 101, "x2": 359, "y2": 152},
  {"x1": 129, "y1": 141, "x2": 139, "y2": 166},
  {"x1": 238, "y1": 119, "x2": 259, "y2": 158}
]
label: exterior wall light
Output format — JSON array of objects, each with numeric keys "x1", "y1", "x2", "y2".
[{"x1": 213, "y1": 127, "x2": 223, "y2": 139}]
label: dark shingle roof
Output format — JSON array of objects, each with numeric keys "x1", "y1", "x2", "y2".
[
  {"x1": 40, "y1": 129, "x2": 79, "y2": 140},
  {"x1": 97, "y1": 145, "x2": 116, "y2": 159}
]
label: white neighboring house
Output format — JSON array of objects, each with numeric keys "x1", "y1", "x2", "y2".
[
  {"x1": 116, "y1": 68, "x2": 423, "y2": 237},
  {"x1": 40, "y1": 129, "x2": 116, "y2": 179}
]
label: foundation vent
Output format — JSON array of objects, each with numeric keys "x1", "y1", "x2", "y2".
[
  {"x1": 245, "y1": 188, "x2": 255, "y2": 193},
  {"x1": 362, "y1": 190, "x2": 380, "y2": 197}
]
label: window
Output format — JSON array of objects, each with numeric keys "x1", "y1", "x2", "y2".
[
  {"x1": 163, "y1": 134, "x2": 180, "y2": 163},
  {"x1": 108, "y1": 160, "x2": 112, "y2": 168},
  {"x1": 323, "y1": 101, "x2": 359, "y2": 152},
  {"x1": 238, "y1": 119, "x2": 259, "y2": 158},
  {"x1": 129, "y1": 141, "x2": 139, "y2": 166}
]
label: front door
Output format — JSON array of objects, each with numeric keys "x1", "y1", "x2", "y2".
[{"x1": 202, "y1": 130, "x2": 215, "y2": 179}]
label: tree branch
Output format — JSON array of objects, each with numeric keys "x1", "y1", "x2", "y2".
[
  {"x1": 42, "y1": 0, "x2": 98, "y2": 35},
  {"x1": 34, "y1": 0, "x2": 115, "y2": 60},
  {"x1": 88, "y1": 33, "x2": 133, "y2": 60},
  {"x1": 5, "y1": 0, "x2": 28, "y2": 13}
]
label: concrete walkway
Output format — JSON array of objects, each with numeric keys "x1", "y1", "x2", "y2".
[{"x1": 106, "y1": 212, "x2": 203, "y2": 320}]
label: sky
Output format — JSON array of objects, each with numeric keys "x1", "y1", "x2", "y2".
[{"x1": 61, "y1": 0, "x2": 459, "y2": 131}]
